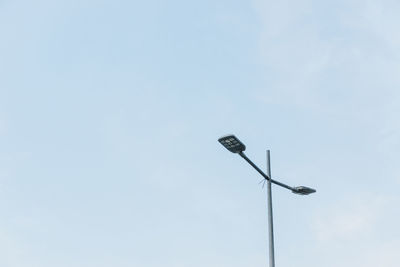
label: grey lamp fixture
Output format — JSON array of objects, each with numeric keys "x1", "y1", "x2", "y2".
[
  {"x1": 292, "y1": 186, "x2": 316, "y2": 195},
  {"x1": 218, "y1": 135, "x2": 246, "y2": 153},
  {"x1": 218, "y1": 134, "x2": 316, "y2": 267}
]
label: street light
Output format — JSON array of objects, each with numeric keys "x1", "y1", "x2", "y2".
[
  {"x1": 218, "y1": 134, "x2": 316, "y2": 267},
  {"x1": 292, "y1": 186, "x2": 316, "y2": 195}
]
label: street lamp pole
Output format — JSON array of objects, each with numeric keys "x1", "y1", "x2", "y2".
[
  {"x1": 266, "y1": 150, "x2": 275, "y2": 267},
  {"x1": 218, "y1": 134, "x2": 316, "y2": 267}
]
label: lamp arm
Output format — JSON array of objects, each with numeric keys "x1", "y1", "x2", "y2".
[{"x1": 238, "y1": 152, "x2": 294, "y2": 191}]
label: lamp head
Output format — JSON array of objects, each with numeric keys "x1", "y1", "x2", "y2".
[
  {"x1": 292, "y1": 186, "x2": 316, "y2": 195},
  {"x1": 218, "y1": 134, "x2": 246, "y2": 153}
]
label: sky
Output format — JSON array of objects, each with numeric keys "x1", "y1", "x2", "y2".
[{"x1": 1, "y1": 0, "x2": 400, "y2": 266}]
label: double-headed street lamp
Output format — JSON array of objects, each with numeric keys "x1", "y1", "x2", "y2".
[{"x1": 218, "y1": 134, "x2": 316, "y2": 267}]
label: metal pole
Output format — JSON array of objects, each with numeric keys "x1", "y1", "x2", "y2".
[{"x1": 266, "y1": 150, "x2": 275, "y2": 267}]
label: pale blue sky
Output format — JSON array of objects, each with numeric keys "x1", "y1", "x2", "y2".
[{"x1": 1, "y1": 0, "x2": 400, "y2": 266}]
